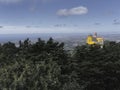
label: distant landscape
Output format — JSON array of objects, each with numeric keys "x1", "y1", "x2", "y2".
[
  {"x1": 1, "y1": 0, "x2": 120, "y2": 89},
  {"x1": 0, "y1": 35, "x2": 120, "y2": 90},
  {"x1": 0, "y1": 32, "x2": 120, "y2": 50}
]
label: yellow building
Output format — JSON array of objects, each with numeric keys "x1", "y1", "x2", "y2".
[{"x1": 86, "y1": 33, "x2": 104, "y2": 48}]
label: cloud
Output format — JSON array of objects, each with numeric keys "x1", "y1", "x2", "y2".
[
  {"x1": 0, "y1": 0, "x2": 22, "y2": 3},
  {"x1": 57, "y1": 6, "x2": 88, "y2": 16},
  {"x1": 113, "y1": 19, "x2": 120, "y2": 25},
  {"x1": 0, "y1": 25, "x2": 78, "y2": 34},
  {"x1": 0, "y1": 26, "x2": 3, "y2": 28},
  {"x1": 54, "y1": 24, "x2": 66, "y2": 27},
  {"x1": 26, "y1": 25, "x2": 41, "y2": 28},
  {"x1": 94, "y1": 23, "x2": 101, "y2": 25}
]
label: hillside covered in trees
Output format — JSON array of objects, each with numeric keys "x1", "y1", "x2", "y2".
[{"x1": 0, "y1": 38, "x2": 120, "y2": 90}]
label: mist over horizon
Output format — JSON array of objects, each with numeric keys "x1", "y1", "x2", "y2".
[{"x1": 0, "y1": 33, "x2": 120, "y2": 48}]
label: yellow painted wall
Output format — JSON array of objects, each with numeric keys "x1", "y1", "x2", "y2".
[
  {"x1": 86, "y1": 36, "x2": 96, "y2": 45},
  {"x1": 86, "y1": 36, "x2": 103, "y2": 45}
]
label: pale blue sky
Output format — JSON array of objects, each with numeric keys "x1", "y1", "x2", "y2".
[{"x1": 0, "y1": 0, "x2": 120, "y2": 34}]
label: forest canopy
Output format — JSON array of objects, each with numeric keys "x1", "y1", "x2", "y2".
[{"x1": 0, "y1": 38, "x2": 120, "y2": 90}]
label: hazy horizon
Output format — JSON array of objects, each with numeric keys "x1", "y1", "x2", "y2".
[{"x1": 0, "y1": 33, "x2": 120, "y2": 43}]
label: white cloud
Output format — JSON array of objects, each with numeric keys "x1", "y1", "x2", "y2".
[
  {"x1": 57, "y1": 9, "x2": 68, "y2": 16},
  {"x1": 57, "y1": 6, "x2": 88, "y2": 16},
  {"x1": 0, "y1": 25, "x2": 80, "y2": 34},
  {"x1": 0, "y1": 0, "x2": 22, "y2": 3}
]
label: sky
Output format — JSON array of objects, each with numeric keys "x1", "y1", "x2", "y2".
[{"x1": 0, "y1": 0, "x2": 120, "y2": 34}]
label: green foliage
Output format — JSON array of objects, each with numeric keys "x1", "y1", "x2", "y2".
[
  {"x1": 0, "y1": 38, "x2": 69, "y2": 90},
  {"x1": 0, "y1": 39, "x2": 120, "y2": 90},
  {"x1": 73, "y1": 42, "x2": 120, "y2": 90}
]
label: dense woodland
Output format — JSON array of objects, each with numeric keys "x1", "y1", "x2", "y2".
[{"x1": 0, "y1": 38, "x2": 120, "y2": 90}]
